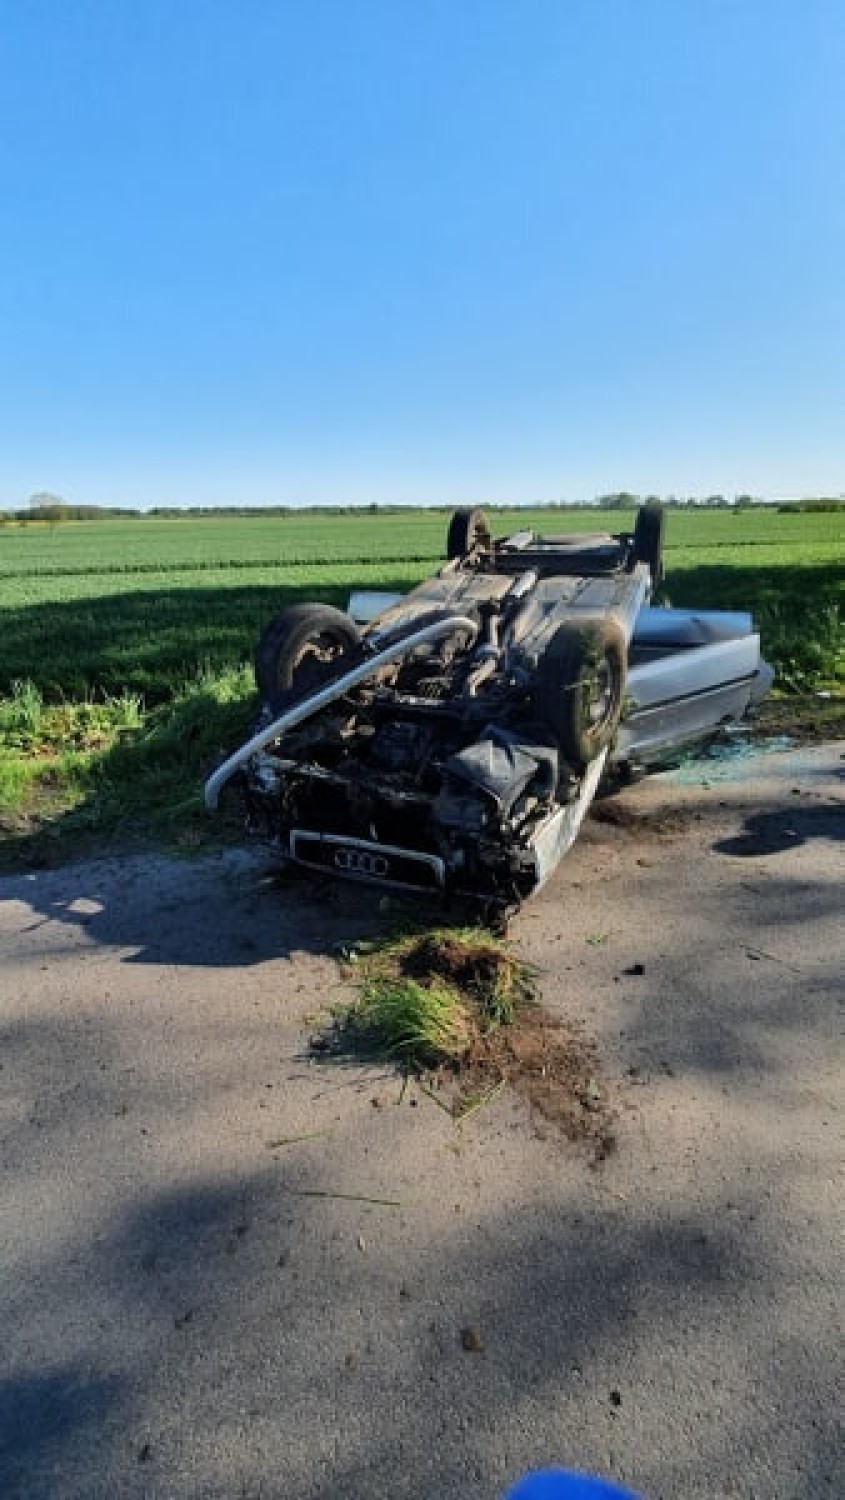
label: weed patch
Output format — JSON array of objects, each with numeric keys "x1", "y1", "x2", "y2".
[{"x1": 0, "y1": 668, "x2": 254, "y2": 869}]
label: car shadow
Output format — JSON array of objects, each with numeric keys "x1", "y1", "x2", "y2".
[{"x1": 1, "y1": 848, "x2": 453, "y2": 969}]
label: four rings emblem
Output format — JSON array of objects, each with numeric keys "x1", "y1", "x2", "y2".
[{"x1": 333, "y1": 848, "x2": 389, "y2": 878}]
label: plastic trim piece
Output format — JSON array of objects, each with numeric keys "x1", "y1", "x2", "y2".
[{"x1": 289, "y1": 830, "x2": 446, "y2": 891}]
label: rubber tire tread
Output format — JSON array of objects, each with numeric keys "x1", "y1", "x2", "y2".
[
  {"x1": 535, "y1": 617, "x2": 628, "y2": 772},
  {"x1": 633, "y1": 502, "x2": 666, "y2": 583},
  {"x1": 446, "y1": 508, "x2": 491, "y2": 560},
  {"x1": 254, "y1": 603, "x2": 362, "y2": 709}
]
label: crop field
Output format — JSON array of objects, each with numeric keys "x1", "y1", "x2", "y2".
[
  {"x1": 2, "y1": 507, "x2": 843, "y2": 698},
  {"x1": 2, "y1": 504, "x2": 843, "y2": 582},
  {"x1": 1, "y1": 505, "x2": 842, "y2": 860}
]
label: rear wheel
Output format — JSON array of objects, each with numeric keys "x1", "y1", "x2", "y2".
[
  {"x1": 446, "y1": 507, "x2": 491, "y2": 560},
  {"x1": 535, "y1": 618, "x2": 627, "y2": 772},
  {"x1": 632, "y1": 502, "x2": 665, "y2": 583},
  {"x1": 254, "y1": 603, "x2": 362, "y2": 709}
]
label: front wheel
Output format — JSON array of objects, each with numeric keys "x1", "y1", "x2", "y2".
[
  {"x1": 254, "y1": 603, "x2": 362, "y2": 710},
  {"x1": 535, "y1": 618, "x2": 627, "y2": 772}
]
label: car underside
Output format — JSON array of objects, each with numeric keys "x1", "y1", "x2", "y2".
[{"x1": 205, "y1": 505, "x2": 772, "y2": 910}]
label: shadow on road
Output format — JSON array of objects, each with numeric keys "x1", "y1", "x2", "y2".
[
  {"x1": 1, "y1": 850, "x2": 441, "y2": 969},
  {"x1": 713, "y1": 801, "x2": 845, "y2": 857},
  {"x1": 2, "y1": 1145, "x2": 840, "y2": 1499}
]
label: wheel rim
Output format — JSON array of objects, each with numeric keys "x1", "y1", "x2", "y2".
[
  {"x1": 582, "y1": 655, "x2": 615, "y2": 731},
  {"x1": 289, "y1": 633, "x2": 345, "y2": 690}
]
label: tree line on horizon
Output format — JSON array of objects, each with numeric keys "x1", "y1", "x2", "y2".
[{"x1": 1, "y1": 491, "x2": 842, "y2": 523}]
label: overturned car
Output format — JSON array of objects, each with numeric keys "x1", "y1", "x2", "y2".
[{"x1": 205, "y1": 505, "x2": 772, "y2": 909}]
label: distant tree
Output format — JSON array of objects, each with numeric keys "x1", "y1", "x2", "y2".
[
  {"x1": 596, "y1": 492, "x2": 638, "y2": 510},
  {"x1": 28, "y1": 491, "x2": 69, "y2": 524},
  {"x1": 777, "y1": 497, "x2": 843, "y2": 513}
]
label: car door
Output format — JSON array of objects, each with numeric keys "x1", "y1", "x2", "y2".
[{"x1": 613, "y1": 607, "x2": 773, "y2": 769}]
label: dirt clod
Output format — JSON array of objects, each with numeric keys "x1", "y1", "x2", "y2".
[
  {"x1": 401, "y1": 932, "x2": 514, "y2": 1000},
  {"x1": 320, "y1": 927, "x2": 615, "y2": 1151}
]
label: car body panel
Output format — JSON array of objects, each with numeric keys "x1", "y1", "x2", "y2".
[{"x1": 619, "y1": 612, "x2": 773, "y2": 766}]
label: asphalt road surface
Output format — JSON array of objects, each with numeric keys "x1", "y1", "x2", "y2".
[{"x1": 1, "y1": 741, "x2": 843, "y2": 1499}]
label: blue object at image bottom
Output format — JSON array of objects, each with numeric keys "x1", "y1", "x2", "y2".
[{"x1": 504, "y1": 1471, "x2": 641, "y2": 1500}]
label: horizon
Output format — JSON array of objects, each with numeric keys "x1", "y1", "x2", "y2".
[{"x1": 7, "y1": 491, "x2": 844, "y2": 521}]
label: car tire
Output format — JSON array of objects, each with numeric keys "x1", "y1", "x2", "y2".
[
  {"x1": 254, "y1": 603, "x2": 362, "y2": 709},
  {"x1": 536, "y1": 617, "x2": 627, "y2": 772},
  {"x1": 632, "y1": 502, "x2": 665, "y2": 583},
  {"x1": 446, "y1": 508, "x2": 491, "y2": 560}
]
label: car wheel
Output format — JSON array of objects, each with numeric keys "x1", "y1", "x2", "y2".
[
  {"x1": 254, "y1": 603, "x2": 362, "y2": 709},
  {"x1": 632, "y1": 502, "x2": 665, "y2": 583},
  {"x1": 446, "y1": 508, "x2": 491, "y2": 560},
  {"x1": 536, "y1": 618, "x2": 627, "y2": 772}
]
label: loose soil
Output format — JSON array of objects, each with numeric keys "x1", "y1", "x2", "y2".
[
  {"x1": 754, "y1": 696, "x2": 844, "y2": 743},
  {"x1": 588, "y1": 798, "x2": 691, "y2": 835},
  {"x1": 433, "y1": 1005, "x2": 617, "y2": 1159}
]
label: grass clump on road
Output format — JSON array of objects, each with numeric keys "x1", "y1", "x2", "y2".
[
  {"x1": 320, "y1": 926, "x2": 616, "y2": 1151},
  {"x1": 344, "y1": 976, "x2": 472, "y2": 1067},
  {"x1": 328, "y1": 928, "x2": 534, "y2": 1072}
]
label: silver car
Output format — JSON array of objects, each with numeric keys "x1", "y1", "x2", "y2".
[{"x1": 205, "y1": 505, "x2": 771, "y2": 909}]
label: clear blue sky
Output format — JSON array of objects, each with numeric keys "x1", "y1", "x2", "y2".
[{"x1": 1, "y1": 0, "x2": 843, "y2": 509}]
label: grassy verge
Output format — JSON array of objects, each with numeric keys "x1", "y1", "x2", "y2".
[
  {"x1": 0, "y1": 668, "x2": 254, "y2": 871},
  {"x1": 2, "y1": 677, "x2": 842, "y2": 876}
]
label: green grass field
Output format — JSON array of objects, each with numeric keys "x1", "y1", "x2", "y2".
[
  {"x1": 1, "y1": 506, "x2": 842, "y2": 864},
  {"x1": 2, "y1": 504, "x2": 842, "y2": 583},
  {"x1": 2, "y1": 507, "x2": 842, "y2": 699}
]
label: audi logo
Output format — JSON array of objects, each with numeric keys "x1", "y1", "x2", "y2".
[{"x1": 333, "y1": 848, "x2": 390, "y2": 878}]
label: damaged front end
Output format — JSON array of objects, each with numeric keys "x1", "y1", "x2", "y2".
[{"x1": 216, "y1": 612, "x2": 590, "y2": 906}]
